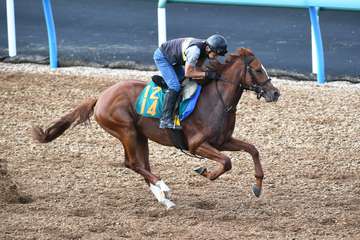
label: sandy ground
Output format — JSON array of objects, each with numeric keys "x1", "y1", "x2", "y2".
[{"x1": 0, "y1": 63, "x2": 359, "y2": 240}]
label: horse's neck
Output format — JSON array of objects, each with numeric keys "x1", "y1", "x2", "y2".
[
  {"x1": 196, "y1": 79, "x2": 242, "y2": 124},
  {"x1": 194, "y1": 60, "x2": 244, "y2": 128},
  {"x1": 205, "y1": 61, "x2": 243, "y2": 111},
  {"x1": 209, "y1": 76, "x2": 243, "y2": 110}
]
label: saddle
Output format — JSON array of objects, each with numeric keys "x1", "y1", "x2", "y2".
[
  {"x1": 152, "y1": 75, "x2": 199, "y2": 103},
  {"x1": 136, "y1": 75, "x2": 202, "y2": 150},
  {"x1": 136, "y1": 76, "x2": 200, "y2": 121}
]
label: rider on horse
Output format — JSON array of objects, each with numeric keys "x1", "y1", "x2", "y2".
[{"x1": 153, "y1": 34, "x2": 228, "y2": 130}]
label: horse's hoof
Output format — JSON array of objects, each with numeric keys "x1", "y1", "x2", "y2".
[
  {"x1": 162, "y1": 199, "x2": 176, "y2": 209},
  {"x1": 193, "y1": 167, "x2": 207, "y2": 175},
  {"x1": 252, "y1": 184, "x2": 262, "y2": 198}
]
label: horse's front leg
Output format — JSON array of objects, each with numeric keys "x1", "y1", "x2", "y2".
[
  {"x1": 219, "y1": 137, "x2": 264, "y2": 197},
  {"x1": 191, "y1": 142, "x2": 232, "y2": 180}
]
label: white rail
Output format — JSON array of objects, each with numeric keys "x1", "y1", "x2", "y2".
[{"x1": 6, "y1": 0, "x2": 16, "y2": 57}]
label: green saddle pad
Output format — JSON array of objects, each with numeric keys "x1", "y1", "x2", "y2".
[{"x1": 135, "y1": 80, "x2": 196, "y2": 121}]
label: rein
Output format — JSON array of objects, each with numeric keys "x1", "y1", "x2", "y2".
[
  {"x1": 215, "y1": 56, "x2": 272, "y2": 112},
  {"x1": 215, "y1": 79, "x2": 243, "y2": 113}
]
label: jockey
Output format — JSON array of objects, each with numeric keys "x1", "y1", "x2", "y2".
[{"x1": 153, "y1": 34, "x2": 228, "y2": 129}]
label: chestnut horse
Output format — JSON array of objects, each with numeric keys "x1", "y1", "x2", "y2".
[{"x1": 33, "y1": 48, "x2": 280, "y2": 209}]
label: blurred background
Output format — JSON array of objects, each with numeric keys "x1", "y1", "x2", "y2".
[{"x1": 0, "y1": 0, "x2": 359, "y2": 79}]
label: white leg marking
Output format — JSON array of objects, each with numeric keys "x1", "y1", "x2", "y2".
[{"x1": 149, "y1": 180, "x2": 175, "y2": 209}]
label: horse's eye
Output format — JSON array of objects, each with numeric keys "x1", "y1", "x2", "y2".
[{"x1": 256, "y1": 69, "x2": 262, "y2": 73}]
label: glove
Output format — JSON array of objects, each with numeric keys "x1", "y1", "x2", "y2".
[{"x1": 205, "y1": 71, "x2": 220, "y2": 81}]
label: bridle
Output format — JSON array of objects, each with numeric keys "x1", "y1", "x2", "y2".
[
  {"x1": 215, "y1": 56, "x2": 272, "y2": 112},
  {"x1": 245, "y1": 58, "x2": 272, "y2": 99}
]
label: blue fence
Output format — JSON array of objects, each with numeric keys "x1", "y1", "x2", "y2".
[
  {"x1": 4, "y1": 1, "x2": 360, "y2": 83},
  {"x1": 158, "y1": 0, "x2": 360, "y2": 84},
  {"x1": 42, "y1": 0, "x2": 57, "y2": 70}
]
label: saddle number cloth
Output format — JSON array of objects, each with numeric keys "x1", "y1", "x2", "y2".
[{"x1": 135, "y1": 80, "x2": 201, "y2": 124}]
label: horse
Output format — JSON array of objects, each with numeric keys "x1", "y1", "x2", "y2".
[{"x1": 32, "y1": 48, "x2": 280, "y2": 209}]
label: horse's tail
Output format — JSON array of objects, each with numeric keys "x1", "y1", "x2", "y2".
[{"x1": 32, "y1": 98, "x2": 97, "y2": 143}]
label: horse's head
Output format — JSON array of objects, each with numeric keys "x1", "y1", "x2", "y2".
[{"x1": 221, "y1": 48, "x2": 280, "y2": 102}]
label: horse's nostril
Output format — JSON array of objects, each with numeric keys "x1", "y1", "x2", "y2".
[{"x1": 273, "y1": 91, "x2": 280, "y2": 100}]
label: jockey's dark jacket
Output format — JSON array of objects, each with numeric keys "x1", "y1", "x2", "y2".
[{"x1": 159, "y1": 38, "x2": 207, "y2": 66}]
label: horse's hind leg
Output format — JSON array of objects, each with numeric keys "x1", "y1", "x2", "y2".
[
  {"x1": 96, "y1": 103, "x2": 175, "y2": 208},
  {"x1": 117, "y1": 128, "x2": 175, "y2": 209},
  {"x1": 133, "y1": 134, "x2": 151, "y2": 185},
  {"x1": 132, "y1": 134, "x2": 175, "y2": 208},
  {"x1": 219, "y1": 137, "x2": 264, "y2": 197},
  {"x1": 122, "y1": 133, "x2": 157, "y2": 184}
]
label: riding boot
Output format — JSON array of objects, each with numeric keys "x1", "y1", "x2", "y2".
[{"x1": 159, "y1": 89, "x2": 182, "y2": 130}]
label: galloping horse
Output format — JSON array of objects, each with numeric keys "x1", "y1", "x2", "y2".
[{"x1": 33, "y1": 48, "x2": 280, "y2": 209}]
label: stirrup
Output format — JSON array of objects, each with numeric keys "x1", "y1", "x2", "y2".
[
  {"x1": 171, "y1": 124, "x2": 182, "y2": 130},
  {"x1": 159, "y1": 120, "x2": 182, "y2": 130}
]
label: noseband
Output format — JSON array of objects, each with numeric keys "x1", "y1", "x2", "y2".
[{"x1": 215, "y1": 56, "x2": 272, "y2": 112}]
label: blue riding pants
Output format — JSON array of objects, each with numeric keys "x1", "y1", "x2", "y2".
[{"x1": 153, "y1": 48, "x2": 184, "y2": 92}]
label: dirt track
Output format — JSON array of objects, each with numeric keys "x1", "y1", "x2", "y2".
[{"x1": 1, "y1": 63, "x2": 359, "y2": 240}]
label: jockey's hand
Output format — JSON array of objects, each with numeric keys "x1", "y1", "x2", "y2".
[{"x1": 205, "y1": 71, "x2": 220, "y2": 81}]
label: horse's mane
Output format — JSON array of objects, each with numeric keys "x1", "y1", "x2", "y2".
[{"x1": 205, "y1": 48, "x2": 255, "y2": 73}]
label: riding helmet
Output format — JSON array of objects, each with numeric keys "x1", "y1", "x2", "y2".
[{"x1": 205, "y1": 34, "x2": 228, "y2": 56}]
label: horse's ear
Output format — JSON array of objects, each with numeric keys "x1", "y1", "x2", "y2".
[
  {"x1": 237, "y1": 47, "x2": 254, "y2": 56},
  {"x1": 225, "y1": 53, "x2": 239, "y2": 63},
  {"x1": 246, "y1": 48, "x2": 254, "y2": 56},
  {"x1": 236, "y1": 48, "x2": 245, "y2": 56}
]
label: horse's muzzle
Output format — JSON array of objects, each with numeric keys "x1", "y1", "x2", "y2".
[{"x1": 264, "y1": 89, "x2": 280, "y2": 102}]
